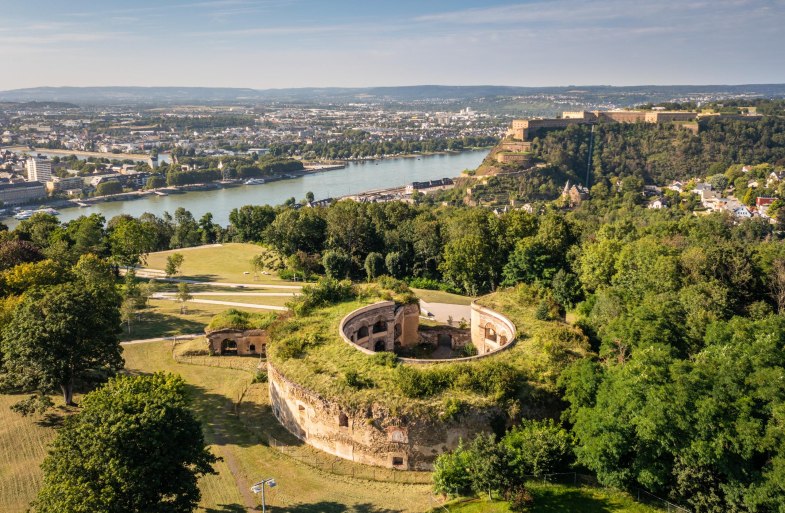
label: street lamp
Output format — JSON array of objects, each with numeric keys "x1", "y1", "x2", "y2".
[{"x1": 251, "y1": 478, "x2": 276, "y2": 513}]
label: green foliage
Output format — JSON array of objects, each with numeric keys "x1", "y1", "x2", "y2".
[
  {"x1": 364, "y1": 251, "x2": 385, "y2": 281},
  {"x1": 228, "y1": 204, "x2": 275, "y2": 242},
  {"x1": 322, "y1": 249, "x2": 351, "y2": 279},
  {"x1": 433, "y1": 440, "x2": 474, "y2": 498},
  {"x1": 165, "y1": 252, "x2": 184, "y2": 277},
  {"x1": 33, "y1": 373, "x2": 217, "y2": 513},
  {"x1": 206, "y1": 308, "x2": 278, "y2": 332},
  {"x1": 94, "y1": 180, "x2": 123, "y2": 196},
  {"x1": 1, "y1": 281, "x2": 122, "y2": 407},
  {"x1": 502, "y1": 419, "x2": 573, "y2": 479},
  {"x1": 289, "y1": 277, "x2": 356, "y2": 316}
]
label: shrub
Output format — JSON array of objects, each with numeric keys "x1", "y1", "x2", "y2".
[
  {"x1": 502, "y1": 418, "x2": 573, "y2": 479},
  {"x1": 459, "y1": 343, "x2": 478, "y2": 357},
  {"x1": 252, "y1": 371, "x2": 268, "y2": 383},
  {"x1": 289, "y1": 277, "x2": 356, "y2": 315},
  {"x1": 534, "y1": 299, "x2": 550, "y2": 320},
  {"x1": 207, "y1": 309, "x2": 278, "y2": 332},
  {"x1": 372, "y1": 351, "x2": 399, "y2": 368},
  {"x1": 344, "y1": 370, "x2": 373, "y2": 389},
  {"x1": 505, "y1": 485, "x2": 535, "y2": 512},
  {"x1": 433, "y1": 440, "x2": 473, "y2": 497}
]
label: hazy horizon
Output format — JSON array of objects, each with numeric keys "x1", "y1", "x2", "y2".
[{"x1": 3, "y1": 0, "x2": 785, "y2": 90}]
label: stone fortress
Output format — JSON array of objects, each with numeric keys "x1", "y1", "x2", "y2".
[
  {"x1": 505, "y1": 108, "x2": 764, "y2": 143},
  {"x1": 267, "y1": 299, "x2": 518, "y2": 470}
]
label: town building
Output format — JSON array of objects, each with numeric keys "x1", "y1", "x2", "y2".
[
  {"x1": 26, "y1": 157, "x2": 52, "y2": 182},
  {"x1": 0, "y1": 181, "x2": 46, "y2": 205}
]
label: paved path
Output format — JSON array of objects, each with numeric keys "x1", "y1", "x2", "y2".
[
  {"x1": 419, "y1": 299, "x2": 471, "y2": 325},
  {"x1": 120, "y1": 334, "x2": 201, "y2": 345},
  {"x1": 123, "y1": 268, "x2": 303, "y2": 290},
  {"x1": 153, "y1": 295, "x2": 289, "y2": 311},
  {"x1": 154, "y1": 292, "x2": 298, "y2": 298}
]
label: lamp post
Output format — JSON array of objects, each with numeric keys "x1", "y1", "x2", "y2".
[{"x1": 251, "y1": 478, "x2": 276, "y2": 513}]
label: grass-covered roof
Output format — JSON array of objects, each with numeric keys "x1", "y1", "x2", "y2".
[{"x1": 266, "y1": 281, "x2": 592, "y2": 417}]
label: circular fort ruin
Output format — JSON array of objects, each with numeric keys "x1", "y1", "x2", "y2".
[{"x1": 267, "y1": 298, "x2": 518, "y2": 470}]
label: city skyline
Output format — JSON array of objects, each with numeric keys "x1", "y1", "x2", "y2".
[{"x1": 1, "y1": 0, "x2": 785, "y2": 90}]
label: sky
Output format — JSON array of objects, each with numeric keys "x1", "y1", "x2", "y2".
[{"x1": 1, "y1": 0, "x2": 784, "y2": 90}]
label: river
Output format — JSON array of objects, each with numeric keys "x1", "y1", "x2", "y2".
[{"x1": 4, "y1": 150, "x2": 487, "y2": 228}]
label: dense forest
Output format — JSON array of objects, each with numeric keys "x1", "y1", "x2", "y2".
[{"x1": 531, "y1": 117, "x2": 785, "y2": 188}]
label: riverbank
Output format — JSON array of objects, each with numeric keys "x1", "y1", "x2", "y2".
[
  {"x1": 1, "y1": 149, "x2": 488, "y2": 228},
  {"x1": 1, "y1": 146, "x2": 153, "y2": 162}
]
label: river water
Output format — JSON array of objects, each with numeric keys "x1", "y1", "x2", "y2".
[{"x1": 5, "y1": 150, "x2": 487, "y2": 228}]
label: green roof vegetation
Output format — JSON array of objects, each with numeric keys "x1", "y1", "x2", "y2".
[
  {"x1": 266, "y1": 282, "x2": 591, "y2": 415},
  {"x1": 206, "y1": 309, "x2": 278, "y2": 332}
]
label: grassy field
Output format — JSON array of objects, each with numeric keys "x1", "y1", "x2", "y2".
[
  {"x1": 442, "y1": 483, "x2": 662, "y2": 512},
  {"x1": 119, "y1": 299, "x2": 264, "y2": 341},
  {"x1": 144, "y1": 243, "x2": 293, "y2": 285},
  {"x1": 122, "y1": 341, "x2": 435, "y2": 512},
  {"x1": 1, "y1": 340, "x2": 667, "y2": 513},
  {"x1": 0, "y1": 395, "x2": 61, "y2": 513},
  {"x1": 412, "y1": 288, "x2": 474, "y2": 306}
]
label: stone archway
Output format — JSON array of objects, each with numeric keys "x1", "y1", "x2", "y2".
[
  {"x1": 221, "y1": 339, "x2": 238, "y2": 355},
  {"x1": 374, "y1": 340, "x2": 386, "y2": 352}
]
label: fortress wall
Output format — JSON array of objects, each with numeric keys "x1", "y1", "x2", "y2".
[
  {"x1": 206, "y1": 328, "x2": 267, "y2": 356},
  {"x1": 268, "y1": 363, "x2": 499, "y2": 470},
  {"x1": 470, "y1": 302, "x2": 516, "y2": 355}
]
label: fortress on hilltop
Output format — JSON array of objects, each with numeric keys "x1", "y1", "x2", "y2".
[{"x1": 506, "y1": 109, "x2": 763, "y2": 141}]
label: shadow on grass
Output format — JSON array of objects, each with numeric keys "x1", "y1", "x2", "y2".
[
  {"x1": 184, "y1": 382, "x2": 301, "y2": 449},
  {"x1": 277, "y1": 502, "x2": 403, "y2": 513},
  {"x1": 531, "y1": 487, "x2": 616, "y2": 513},
  {"x1": 203, "y1": 504, "x2": 248, "y2": 513},
  {"x1": 182, "y1": 274, "x2": 221, "y2": 283},
  {"x1": 119, "y1": 310, "x2": 207, "y2": 341}
]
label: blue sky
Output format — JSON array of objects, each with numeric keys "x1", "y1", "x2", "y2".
[{"x1": 1, "y1": 0, "x2": 784, "y2": 89}]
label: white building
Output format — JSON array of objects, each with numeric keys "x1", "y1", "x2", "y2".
[{"x1": 26, "y1": 157, "x2": 52, "y2": 183}]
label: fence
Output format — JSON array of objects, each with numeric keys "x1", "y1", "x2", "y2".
[
  {"x1": 267, "y1": 435, "x2": 433, "y2": 485},
  {"x1": 521, "y1": 472, "x2": 690, "y2": 512}
]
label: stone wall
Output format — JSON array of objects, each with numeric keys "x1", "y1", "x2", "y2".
[
  {"x1": 470, "y1": 302, "x2": 516, "y2": 355},
  {"x1": 268, "y1": 363, "x2": 501, "y2": 470},
  {"x1": 206, "y1": 328, "x2": 266, "y2": 356},
  {"x1": 418, "y1": 325, "x2": 472, "y2": 350},
  {"x1": 340, "y1": 301, "x2": 420, "y2": 353}
]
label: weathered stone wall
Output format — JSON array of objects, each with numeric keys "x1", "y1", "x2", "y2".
[
  {"x1": 418, "y1": 325, "x2": 472, "y2": 349},
  {"x1": 470, "y1": 302, "x2": 516, "y2": 354},
  {"x1": 340, "y1": 301, "x2": 420, "y2": 352},
  {"x1": 206, "y1": 328, "x2": 266, "y2": 356},
  {"x1": 268, "y1": 363, "x2": 501, "y2": 470}
]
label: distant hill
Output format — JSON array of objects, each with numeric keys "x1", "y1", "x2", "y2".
[{"x1": 1, "y1": 84, "x2": 785, "y2": 107}]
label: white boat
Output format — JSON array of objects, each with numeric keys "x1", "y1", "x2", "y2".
[
  {"x1": 244, "y1": 178, "x2": 266, "y2": 185},
  {"x1": 14, "y1": 210, "x2": 33, "y2": 220}
]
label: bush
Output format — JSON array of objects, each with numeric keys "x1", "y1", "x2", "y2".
[
  {"x1": 207, "y1": 309, "x2": 278, "y2": 332},
  {"x1": 344, "y1": 370, "x2": 373, "y2": 389},
  {"x1": 535, "y1": 299, "x2": 550, "y2": 320},
  {"x1": 505, "y1": 485, "x2": 535, "y2": 512},
  {"x1": 433, "y1": 441, "x2": 473, "y2": 497},
  {"x1": 252, "y1": 371, "x2": 268, "y2": 383},
  {"x1": 289, "y1": 277, "x2": 356, "y2": 315},
  {"x1": 501, "y1": 419, "x2": 573, "y2": 479}
]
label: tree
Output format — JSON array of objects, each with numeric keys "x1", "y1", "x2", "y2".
[
  {"x1": 198, "y1": 212, "x2": 219, "y2": 244},
  {"x1": 95, "y1": 181, "x2": 123, "y2": 196},
  {"x1": 165, "y1": 252, "x2": 185, "y2": 277},
  {"x1": 229, "y1": 204, "x2": 275, "y2": 242},
  {"x1": 502, "y1": 419, "x2": 573, "y2": 479},
  {"x1": 34, "y1": 373, "x2": 217, "y2": 513},
  {"x1": 364, "y1": 252, "x2": 385, "y2": 281},
  {"x1": 433, "y1": 440, "x2": 474, "y2": 498},
  {"x1": 1, "y1": 282, "x2": 123, "y2": 406},
  {"x1": 177, "y1": 282, "x2": 192, "y2": 314},
  {"x1": 170, "y1": 208, "x2": 201, "y2": 249},
  {"x1": 108, "y1": 216, "x2": 157, "y2": 268},
  {"x1": 0, "y1": 239, "x2": 44, "y2": 271},
  {"x1": 322, "y1": 250, "x2": 351, "y2": 280}
]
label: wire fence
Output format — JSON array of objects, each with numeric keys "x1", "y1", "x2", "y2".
[
  {"x1": 521, "y1": 472, "x2": 690, "y2": 512},
  {"x1": 267, "y1": 435, "x2": 433, "y2": 484}
]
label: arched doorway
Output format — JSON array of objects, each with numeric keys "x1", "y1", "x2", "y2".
[
  {"x1": 374, "y1": 340, "x2": 386, "y2": 352},
  {"x1": 372, "y1": 320, "x2": 387, "y2": 334},
  {"x1": 221, "y1": 339, "x2": 238, "y2": 355},
  {"x1": 437, "y1": 333, "x2": 452, "y2": 348}
]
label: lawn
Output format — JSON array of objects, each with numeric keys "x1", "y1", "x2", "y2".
[
  {"x1": 412, "y1": 288, "x2": 475, "y2": 306},
  {"x1": 144, "y1": 243, "x2": 295, "y2": 286},
  {"x1": 441, "y1": 483, "x2": 663, "y2": 513},
  {"x1": 122, "y1": 341, "x2": 435, "y2": 512},
  {"x1": 0, "y1": 395, "x2": 61, "y2": 513},
  {"x1": 119, "y1": 299, "x2": 262, "y2": 341}
]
